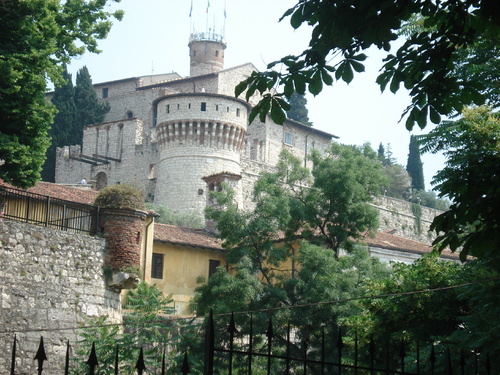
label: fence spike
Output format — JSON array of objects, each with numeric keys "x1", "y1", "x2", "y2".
[
  {"x1": 266, "y1": 317, "x2": 274, "y2": 339},
  {"x1": 266, "y1": 317, "x2": 274, "y2": 375},
  {"x1": 248, "y1": 316, "x2": 253, "y2": 375},
  {"x1": 430, "y1": 345, "x2": 436, "y2": 375},
  {"x1": 161, "y1": 350, "x2": 166, "y2": 375},
  {"x1": 228, "y1": 312, "x2": 238, "y2": 335},
  {"x1": 399, "y1": 340, "x2": 406, "y2": 373},
  {"x1": 10, "y1": 334, "x2": 16, "y2": 375},
  {"x1": 204, "y1": 309, "x2": 215, "y2": 375},
  {"x1": 180, "y1": 352, "x2": 191, "y2": 374},
  {"x1": 65, "y1": 340, "x2": 70, "y2": 375},
  {"x1": 445, "y1": 347, "x2": 452, "y2": 375},
  {"x1": 460, "y1": 349, "x2": 466, "y2": 375},
  {"x1": 135, "y1": 347, "x2": 146, "y2": 375},
  {"x1": 86, "y1": 342, "x2": 98, "y2": 375},
  {"x1": 34, "y1": 336, "x2": 48, "y2": 375},
  {"x1": 114, "y1": 345, "x2": 119, "y2": 375}
]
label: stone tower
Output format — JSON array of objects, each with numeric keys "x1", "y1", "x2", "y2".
[
  {"x1": 154, "y1": 92, "x2": 249, "y2": 217},
  {"x1": 188, "y1": 32, "x2": 226, "y2": 77}
]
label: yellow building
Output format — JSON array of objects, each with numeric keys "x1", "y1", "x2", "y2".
[{"x1": 143, "y1": 223, "x2": 226, "y2": 315}]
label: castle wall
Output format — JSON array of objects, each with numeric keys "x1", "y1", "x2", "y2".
[
  {"x1": 372, "y1": 195, "x2": 442, "y2": 244},
  {"x1": 0, "y1": 220, "x2": 122, "y2": 374}
]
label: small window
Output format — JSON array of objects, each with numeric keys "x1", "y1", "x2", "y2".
[
  {"x1": 177, "y1": 104, "x2": 180, "y2": 110},
  {"x1": 126, "y1": 111, "x2": 133, "y2": 119},
  {"x1": 166, "y1": 104, "x2": 170, "y2": 113},
  {"x1": 209, "y1": 259, "x2": 221, "y2": 278},
  {"x1": 284, "y1": 132, "x2": 293, "y2": 145},
  {"x1": 102, "y1": 87, "x2": 108, "y2": 98},
  {"x1": 215, "y1": 50, "x2": 219, "y2": 57},
  {"x1": 189, "y1": 103, "x2": 191, "y2": 109},
  {"x1": 216, "y1": 104, "x2": 219, "y2": 111},
  {"x1": 193, "y1": 50, "x2": 196, "y2": 57},
  {"x1": 236, "y1": 108, "x2": 240, "y2": 117},
  {"x1": 227, "y1": 107, "x2": 230, "y2": 113},
  {"x1": 201, "y1": 102, "x2": 207, "y2": 111},
  {"x1": 151, "y1": 253, "x2": 164, "y2": 279}
]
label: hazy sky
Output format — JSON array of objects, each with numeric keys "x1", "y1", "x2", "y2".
[{"x1": 67, "y1": 0, "x2": 445, "y2": 190}]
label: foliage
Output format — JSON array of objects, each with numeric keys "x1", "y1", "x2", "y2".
[
  {"x1": 145, "y1": 203, "x2": 204, "y2": 228},
  {"x1": 94, "y1": 184, "x2": 145, "y2": 210},
  {"x1": 410, "y1": 188, "x2": 450, "y2": 211},
  {"x1": 235, "y1": 0, "x2": 499, "y2": 129},
  {"x1": 356, "y1": 254, "x2": 500, "y2": 371},
  {"x1": 418, "y1": 107, "x2": 500, "y2": 265},
  {"x1": 381, "y1": 163, "x2": 411, "y2": 200},
  {"x1": 406, "y1": 135, "x2": 425, "y2": 191},
  {"x1": 41, "y1": 65, "x2": 76, "y2": 182},
  {"x1": 0, "y1": 0, "x2": 123, "y2": 188},
  {"x1": 71, "y1": 282, "x2": 190, "y2": 375},
  {"x1": 74, "y1": 66, "x2": 110, "y2": 143},
  {"x1": 286, "y1": 92, "x2": 312, "y2": 125}
]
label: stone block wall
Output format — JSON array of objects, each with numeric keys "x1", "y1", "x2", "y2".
[
  {"x1": 0, "y1": 220, "x2": 122, "y2": 374},
  {"x1": 373, "y1": 195, "x2": 442, "y2": 244}
]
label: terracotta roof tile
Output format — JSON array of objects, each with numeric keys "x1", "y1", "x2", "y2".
[
  {"x1": 154, "y1": 223, "x2": 224, "y2": 251},
  {"x1": 1, "y1": 180, "x2": 98, "y2": 205},
  {"x1": 362, "y1": 230, "x2": 460, "y2": 260}
]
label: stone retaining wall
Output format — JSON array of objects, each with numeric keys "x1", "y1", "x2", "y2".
[{"x1": 0, "y1": 220, "x2": 122, "y2": 374}]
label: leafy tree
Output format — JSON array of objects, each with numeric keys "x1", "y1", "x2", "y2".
[
  {"x1": 286, "y1": 92, "x2": 312, "y2": 125},
  {"x1": 74, "y1": 66, "x2": 110, "y2": 143},
  {"x1": 71, "y1": 282, "x2": 192, "y2": 374},
  {"x1": 381, "y1": 163, "x2": 411, "y2": 200},
  {"x1": 41, "y1": 66, "x2": 76, "y2": 182},
  {"x1": 0, "y1": 0, "x2": 122, "y2": 188},
  {"x1": 235, "y1": 0, "x2": 499, "y2": 129},
  {"x1": 406, "y1": 135, "x2": 425, "y2": 191},
  {"x1": 377, "y1": 143, "x2": 386, "y2": 165},
  {"x1": 410, "y1": 189, "x2": 450, "y2": 211},
  {"x1": 418, "y1": 107, "x2": 500, "y2": 266}
]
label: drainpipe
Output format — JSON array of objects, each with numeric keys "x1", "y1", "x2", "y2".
[{"x1": 142, "y1": 217, "x2": 154, "y2": 280}]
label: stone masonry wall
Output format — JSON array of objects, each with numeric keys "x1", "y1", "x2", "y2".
[
  {"x1": 373, "y1": 195, "x2": 442, "y2": 244},
  {"x1": 0, "y1": 220, "x2": 122, "y2": 374}
]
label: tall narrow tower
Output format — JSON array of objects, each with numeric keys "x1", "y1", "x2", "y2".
[{"x1": 188, "y1": 32, "x2": 226, "y2": 77}]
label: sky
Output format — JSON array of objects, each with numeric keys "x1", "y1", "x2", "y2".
[{"x1": 66, "y1": 0, "x2": 445, "y2": 191}]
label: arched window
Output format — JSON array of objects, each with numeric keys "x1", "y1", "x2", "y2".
[{"x1": 95, "y1": 172, "x2": 108, "y2": 190}]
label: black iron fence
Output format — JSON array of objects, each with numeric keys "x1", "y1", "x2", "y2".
[
  {"x1": 7, "y1": 312, "x2": 493, "y2": 374},
  {"x1": 0, "y1": 186, "x2": 98, "y2": 234}
]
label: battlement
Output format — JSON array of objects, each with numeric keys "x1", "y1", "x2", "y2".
[{"x1": 189, "y1": 32, "x2": 227, "y2": 47}]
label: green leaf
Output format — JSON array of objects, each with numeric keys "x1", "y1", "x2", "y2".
[
  {"x1": 321, "y1": 69, "x2": 333, "y2": 85},
  {"x1": 350, "y1": 60, "x2": 365, "y2": 73},
  {"x1": 342, "y1": 62, "x2": 354, "y2": 84},
  {"x1": 290, "y1": 6, "x2": 304, "y2": 29},
  {"x1": 429, "y1": 106, "x2": 441, "y2": 124},
  {"x1": 271, "y1": 97, "x2": 287, "y2": 124},
  {"x1": 294, "y1": 75, "x2": 307, "y2": 95},
  {"x1": 234, "y1": 81, "x2": 248, "y2": 98},
  {"x1": 309, "y1": 70, "x2": 323, "y2": 95}
]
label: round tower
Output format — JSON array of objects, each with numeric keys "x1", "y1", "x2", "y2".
[
  {"x1": 188, "y1": 32, "x2": 226, "y2": 77},
  {"x1": 153, "y1": 93, "x2": 249, "y2": 218}
]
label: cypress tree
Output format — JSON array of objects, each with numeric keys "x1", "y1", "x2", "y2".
[
  {"x1": 287, "y1": 92, "x2": 312, "y2": 125},
  {"x1": 74, "y1": 66, "x2": 109, "y2": 144},
  {"x1": 406, "y1": 135, "x2": 425, "y2": 191},
  {"x1": 41, "y1": 66, "x2": 76, "y2": 182}
]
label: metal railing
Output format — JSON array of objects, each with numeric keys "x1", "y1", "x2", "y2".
[{"x1": 0, "y1": 186, "x2": 99, "y2": 235}]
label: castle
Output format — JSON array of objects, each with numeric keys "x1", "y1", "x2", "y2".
[{"x1": 55, "y1": 31, "x2": 337, "y2": 219}]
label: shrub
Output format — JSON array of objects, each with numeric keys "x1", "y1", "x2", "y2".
[{"x1": 94, "y1": 184, "x2": 145, "y2": 210}]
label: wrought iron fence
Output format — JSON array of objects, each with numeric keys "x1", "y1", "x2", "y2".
[
  {"x1": 7, "y1": 312, "x2": 494, "y2": 374},
  {"x1": 0, "y1": 186, "x2": 98, "y2": 234}
]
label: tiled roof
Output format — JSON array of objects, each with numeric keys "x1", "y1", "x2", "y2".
[
  {"x1": 154, "y1": 223, "x2": 224, "y2": 251},
  {"x1": 362, "y1": 230, "x2": 460, "y2": 260},
  {"x1": 1, "y1": 180, "x2": 98, "y2": 205}
]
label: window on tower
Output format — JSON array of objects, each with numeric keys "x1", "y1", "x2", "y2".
[{"x1": 201, "y1": 102, "x2": 207, "y2": 111}]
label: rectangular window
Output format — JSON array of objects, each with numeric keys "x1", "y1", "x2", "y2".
[
  {"x1": 236, "y1": 108, "x2": 240, "y2": 117},
  {"x1": 166, "y1": 104, "x2": 170, "y2": 113},
  {"x1": 284, "y1": 132, "x2": 293, "y2": 145},
  {"x1": 201, "y1": 102, "x2": 207, "y2": 111},
  {"x1": 216, "y1": 104, "x2": 219, "y2": 111},
  {"x1": 102, "y1": 87, "x2": 109, "y2": 98},
  {"x1": 151, "y1": 253, "x2": 164, "y2": 279},
  {"x1": 208, "y1": 259, "x2": 221, "y2": 278}
]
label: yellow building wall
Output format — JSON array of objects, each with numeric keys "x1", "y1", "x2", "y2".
[{"x1": 144, "y1": 240, "x2": 226, "y2": 315}]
